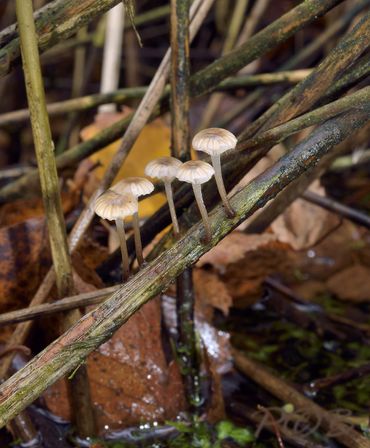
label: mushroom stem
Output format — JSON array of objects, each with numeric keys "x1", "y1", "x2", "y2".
[
  {"x1": 164, "y1": 180, "x2": 180, "y2": 237},
  {"x1": 132, "y1": 211, "x2": 144, "y2": 267},
  {"x1": 115, "y1": 219, "x2": 130, "y2": 281},
  {"x1": 192, "y1": 183, "x2": 211, "y2": 243},
  {"x1": 211, "y1": 154, "x2": 235, "y2": 218}
]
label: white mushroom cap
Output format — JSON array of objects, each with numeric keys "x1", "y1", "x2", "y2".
[
  {"x1": 192, "y1": 128, "x2": 237, "y2": 156},
  {"x1": 94, "y1": 190, "x2": 138, "y2": 221},
  {"x1": 145, "y1": 157, "x2": 183, "y2": 182},
  {"x1": 176, "y1": 160, "x2": 214, "y2": 185},
  {"x1": 111, "y1": 177, "x2": 154, "y2": 197}
]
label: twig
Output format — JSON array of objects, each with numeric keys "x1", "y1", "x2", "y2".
[
  {"x1": 237, "y1": 0, "x2": 271, "y2": 46},
  {"x1": 215, "y1": 0, "x2": 370, "y2": 130},
  {"x1": 305, "y1": 363, "x2": 370, "y2": 393},
  {"x1": 198, "y1": 0, "x2": 249, "y2": 129},
  {"x1": 15, "y1": 0, "x2": 95, "y2": 437},
  {"x1": 238, "y1": 87, "x2": 370, "y2": 151},
  {"x1": 302, "y1": 191, "x2": 370, "y2": 229},
  {"x1": 170, "y1": 0, "x2": 190, "y2": 161},
  {"x1": 170, "y1": 0, "x2": 201, "y2": 413},
  {"x1": 0, "y1": 286, "x2": 119, "y2": 327},
  {"x1": 0, "y1": 0, "x2": 345, "y2": 204},
  {"x1": 0, "y1": 108, "x2": 368, "y2": 427},
  {"x1": 233, "y1": 349, "x2": 370, "y2": 448},
  {"x1": 99, "y1": 3, "x2": 125, "y2": 114},
  {"x1": 0, "y1": 0, "x2": 122, "y2": 79},
  {"x1": 231, "y1": 402, "x2": 322, "y2": 448},
  {"x1": 190, "y1": 0, "x2": 344, "y2": 97},
  {"x1": 283, "y1": 0, "x2": 370, "y2": 70},
  {"x1": 257, "y1": 405, "x2": 286, "y2": 448},
  {"x1": 239, "y1": 10, "x2": 370, "y2": 139},
  {"x1": 0, "y1": 70, "x2": 311, "y2": 128}
]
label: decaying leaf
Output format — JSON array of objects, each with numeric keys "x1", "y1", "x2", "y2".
[
  {"x1": 43, "y1": 298, "x2": 186, "y2": 432},
  {"x1": 198, "y1": 231, "x2": 277, "y2": 272},
  {"x1": 0, "y1": 218, "x2": 50, "y2": 313},
  {"x1": 271, "y1": 181, "x2": 340, "y2": 250},
  {"x1": 194, "y1": 269, "x2": 233, "y2": 317},
  {"x1": 327, "y1": 264, "x2": 370, "y2": 302},
  {"x1": 222, "y1": 240, "x2": 294, "y2": 307},
  {"x1": 0, "y1": 193, "x2": 78, "y2": 227},
  {"x1": 80, "y1": 110, "x2": 170, "y2": 217}
]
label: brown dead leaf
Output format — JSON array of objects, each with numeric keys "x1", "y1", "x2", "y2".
[
  {"x1": 0, "y1": 218, "x2": 50, "y2": 313},
  {"x1": 271, "y1": 181, "x2": 340, "y2": 250},
  {"x1": 222, "y1": 241, "x2": 294, "y2": 307},
  {"x1": 194, "y1": 269, "x2": 232, "y2": 316},
  {"x1": 0, "y1": 192, "x2": 78, "y2": 227},
  {"x1": 198, "y1": 231, "x2": 277, "y2": 271},
  {"x1": 0, "y1": 218, "x2": 51, "y2": 343},
  {"x1": 327, "y1": 264, "x2": 370, "y2": 302},
  {"x1": 43, "y1": 298, "x2": 186, "y2": 432}
]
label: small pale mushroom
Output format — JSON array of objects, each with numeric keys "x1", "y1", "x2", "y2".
[
  {"x1": 111, "y1": 177, "x2": 154, "y2": 266},
  {"x1": 94, "y1": 190, "x2": 137, "y2": 281},
  {"x1": 145, "y1": 156, "x2": 183, "y2": 237},
  {"x1": 192, "y1": 128, "x2": 237, "y2": 218},
  {"x1": 176, "y1": 160, "x2": 214, "y2": 243}
]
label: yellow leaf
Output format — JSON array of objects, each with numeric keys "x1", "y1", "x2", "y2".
[{"x1": 81, "y1": 110, "x2": 170, "y2": 217}]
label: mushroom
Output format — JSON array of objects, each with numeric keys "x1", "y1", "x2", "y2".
[
  {"x1": 176, "y1": 160, "x2": 214, "y2": 243},
  {"x1": 111, "y1": 177, "x2": 154, "y2": 266},
  {"x1": 94, "y1": 190, "x2": 137, "y2": 281},
  {"x1": 192, "y1": 128, "x2": 237, "y2": 218},
  {"x1": 145, "y1": 157, "x2": 183, "y2": 237}
]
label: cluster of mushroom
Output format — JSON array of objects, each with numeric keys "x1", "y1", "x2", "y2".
[{"x1": 94, "y1": 128, "x2": 237, "y2": 280}]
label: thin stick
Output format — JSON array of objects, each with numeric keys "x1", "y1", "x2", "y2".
[
  {"x1": 115, "y1": 219, "x2": 130, "y2": 280},
  {"x1": 0, "y1": 286, "x2": 119, "y2": 327},
  {"x1": 0, "y1": 109, "x2": 368, "y2": 429},
  {"x1": 239, "y1": 10, "x2": 370, "y2": 139},
  {"x1": 237, "y1": 0, "x2": 271, "y2": 45},
  {"x1": 15, "y1": 0, "x2": 95, "y2": 437},
  {"x1": 0, "y1": 0, "x2": 346, "y2": 203},
  {"x1": 190, "y1": 0, "x2": 344, "y2": 97},
  {"x1": 170, "y1": 0, "x2": 202, "y2": 414},
  {"x1": 0, "y1": 71, "x2": 312, "y2": 127},
  {"x1": 302, "y1": 191, "x2": 370, "y2": 229},
  {"x1": 99, "y1": 2, "x2": 125, "y2": 114},
  {"x1": 233, "y1": 349, "x2": 370, "y2": 448},
  {"x1": 198, "y1": 0, "x2": 249, "y2": 129},
  {"x1": 15, "y1": 0, "x2": 73, "y2": 298},
  {"x1": 170, "y1": 0, "x2": 191, "y2": 161},
  {"x1": 238, "y1": 86, "x2": 370, "y2": 151},
  {"x1": 132, "y1": 212, "x2": 144, "y2": 267},
  {"x1": 0, "y1": 0, "x2": 122, "y2": 79}
]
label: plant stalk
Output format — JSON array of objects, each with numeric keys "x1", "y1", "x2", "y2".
[
  {"x1": 15, "y1": 0, "x2": 95, "y2": 438},
  {"x1": 170, "y1": 0, "x2": 202, "y2": 414}
]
